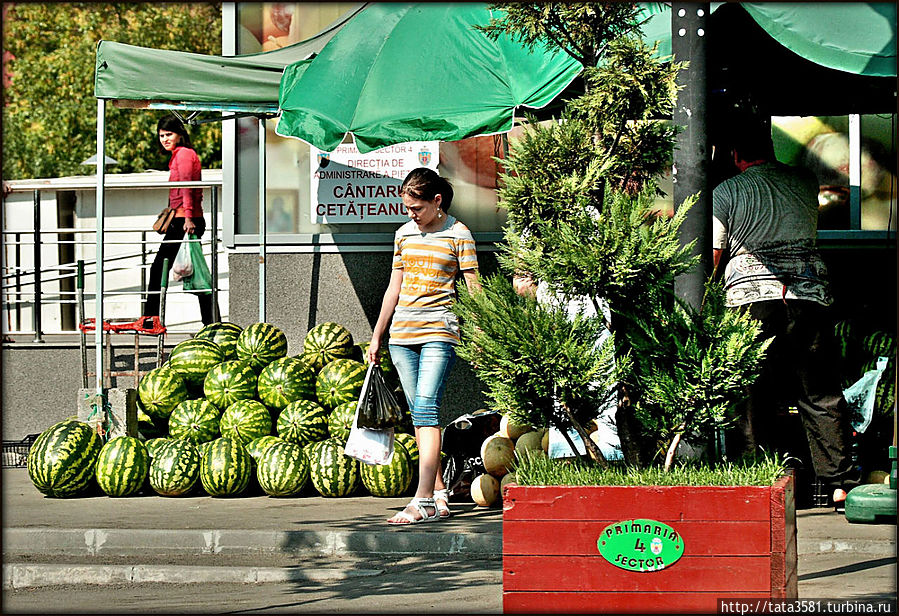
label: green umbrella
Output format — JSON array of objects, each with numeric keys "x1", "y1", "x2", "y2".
[{"x1": 276, "y1": 3, "x2": 583, "y2": 153}]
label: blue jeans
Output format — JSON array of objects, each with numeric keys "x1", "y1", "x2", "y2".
[{"x1": 388, "y1": 342, "x2": 457, "y2": 427}]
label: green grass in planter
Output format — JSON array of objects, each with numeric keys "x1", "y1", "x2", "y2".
[{"x1": 514, "y1": 452, "x2": 786, "y2": 487}]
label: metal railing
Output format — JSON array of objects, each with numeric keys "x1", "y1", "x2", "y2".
[{"x1": 2, "y1": 179, "x2": 223, "y2": 341}]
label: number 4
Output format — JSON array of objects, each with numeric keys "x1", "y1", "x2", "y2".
[{"x1": 634, "y1": 538, "x2": 647, "y2": 553}]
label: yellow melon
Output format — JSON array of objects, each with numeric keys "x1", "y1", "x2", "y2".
[
  {"x1": 866, "y1": 470, "x2": 889, "y2": 485},
  {"x1": 515, "y1": 430, "x2": 545, "y2": 461},
  {"x1": 500, "y1": 472, "x2": 518, "y2": 497},
  {"x1": 471, "y1": 473, "x2": 500, "y2": 507},
  {"x1": 481, "y1": 433, "x2": 515, "y2": 477},
  {"x1": 499, "y1": 415, "x2": 532, "y2": 440}
]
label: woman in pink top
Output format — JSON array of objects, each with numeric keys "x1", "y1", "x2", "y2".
[{"x1": 143, "y1": 115, "x2": 214, "y2": 325}]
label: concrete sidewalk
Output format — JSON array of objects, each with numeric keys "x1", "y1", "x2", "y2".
[{"x1": 3, "y1": 468, "x2": 896, "y2": 599}]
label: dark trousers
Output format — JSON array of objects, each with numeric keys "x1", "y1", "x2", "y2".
[
  {"x1": 143, "y1": 216, "x2": 214, "y2": 326},
  {"x1": 732, "y1": 300, "x2": 857, "y2": 487}
]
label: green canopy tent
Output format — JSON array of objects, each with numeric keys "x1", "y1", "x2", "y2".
[{"x1": 90, "y1": 5, "x2": 367, "y2": 395}]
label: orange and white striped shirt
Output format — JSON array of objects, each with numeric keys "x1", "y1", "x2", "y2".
[{"x1": 389, "y1": 215, "x2": 478, "y2": 345}]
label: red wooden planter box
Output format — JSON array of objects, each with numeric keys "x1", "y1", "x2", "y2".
[{"x1": 503, "y1": 475, "x2": 796, "y2": 614}]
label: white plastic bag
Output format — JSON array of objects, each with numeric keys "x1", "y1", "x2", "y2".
[
  {"x1": 171, "y1": 235, "x2": 193, "y2": 282},
  {"x1": 345, "y1": 368, "x2": 395, "y2": 465},
  {"x1": 345, "y1": 409, "x2": 395, "y2": 465},
  {"x1": 844, "y1": 356, "x2": 889, "y2": 434}
]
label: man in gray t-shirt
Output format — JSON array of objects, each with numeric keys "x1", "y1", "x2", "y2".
[{"x1": 712, "y1": 124, "x2": 859, "y2": 510}]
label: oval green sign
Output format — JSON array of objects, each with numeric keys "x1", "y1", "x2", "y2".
[{"x1": 597, "y1": 518, "x2": 684, "y2": 572}]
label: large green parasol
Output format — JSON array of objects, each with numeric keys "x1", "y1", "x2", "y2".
[{"x1": 275, "y1": 3, "x2": 583, "y2": 153}]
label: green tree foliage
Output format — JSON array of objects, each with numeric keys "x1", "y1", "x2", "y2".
[
  {"x1": 455, "y1": 274, "x2": 628, "y2": 464},
  {"x1": 457, "y1": 3, "x2": 770, "y2": 470},
  {"x1": 3, "y1": 3, "x2": 222, "y2": 180}
]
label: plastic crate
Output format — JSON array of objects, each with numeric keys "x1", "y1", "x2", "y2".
[{"x1": 2, "y1": 434, "x2": 38, "y2": 468}]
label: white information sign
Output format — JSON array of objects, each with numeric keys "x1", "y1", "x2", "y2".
[{"x1": 310, "y1": 140, "x2": 439, "y2": 224}]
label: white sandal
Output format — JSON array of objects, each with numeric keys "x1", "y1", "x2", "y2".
[
  {"x1": 434, "y1": 489, "x2": 452, "y2": 519},
  {"x1": 387, "y1": 497, "x2": 440, "y2": 525}
]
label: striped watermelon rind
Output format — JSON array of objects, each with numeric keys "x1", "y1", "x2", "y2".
[
  {"x1": 220, "y1": 399, "x2": 273, "y2": 445},
  {"x1": 352, "y1": 341, "x2": 395, "y2": 376},
  {"x1": 277, "y1": 399, "x2": 330, "y2": 446},
  {"x1": 168, "y1": 399, "x2": 221, "y2": 445},
  {"x1": 360, "y1": 440, "x2": 413, "y2": 497},
  {"x1": 309, "y1": 438, "x2": 360, "y2": 497},
  {"x1": 149, "y1": 439, "x2": 200, "y2": 496},
  {"x1": 257, "y1": 441, "x2": 311, "y2": 497},
  {"x1": 257, "y1": 357, "x2": 317, "y2": 410},
  {"x1": 394, "y1": 432, "x2": 419, "y2": 470},
  {"x1": 138, "y1": 366, "x2": 188, "y2": 419},
  {"x1": 200, "y1": 437, "x2": 253, "y2": 497},
  {"x1": 235, "y1": 322, "x2": 288, "y2": 372},
  {"x1": 95, "y1": 436, "x2": 150, "y2": 497},
  {"x1": 316, "y1": 359, "x2": 366, "y2": 410},
  {"x1": 246, "y1": 435, "x2": 284, "y2": 461},
  {"x1": 27, "y1": 420, "x2": 103, "y2": 498},
  {"x1": 195, "y1": 322, "x2": 243, "y2": 360},
  {"x1": 327, "y1": 401, "x2": 357, "y2": 443},
  {"x1": 168, "y1": 339, "x2": 225, "y2": 386},
  {"x1": 144, "y1": 437, "x2": 175, "y2": 458},
  {"x1": 862, "y1": 331, "x2": 896, "y2": 359},
  {"x1": 204, "y1": 360, "x2": 258, "y2": 410},
  {"x1": 302, "y1": 322, "x2": 354, "y2": 372}
]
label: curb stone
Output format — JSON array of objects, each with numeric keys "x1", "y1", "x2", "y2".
[
  {"x1": 2, "y1": 528, "x2": 503, "y2": 558},
  {"x1": 4, "y1": 527, "x2": 891, "y2": 558},
  {"x1": 3, "y1": 564, "x2": 384, "y2": 590}
]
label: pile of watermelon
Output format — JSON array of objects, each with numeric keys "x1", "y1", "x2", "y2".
[{"x1": 27, "y1": 321, "x2": 420, "y2": 500}]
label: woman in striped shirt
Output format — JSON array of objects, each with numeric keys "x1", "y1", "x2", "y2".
[{"x1": 370, "y1": 167, "x2": 480, "y2": 525}]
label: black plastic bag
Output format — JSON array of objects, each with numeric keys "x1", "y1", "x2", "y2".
[
  {"x1": 441, "y1": 409, "x2": 502, "y2": 499},
  {"x1": 357, "y1": 364, "x2": 404, "y2": 430}
]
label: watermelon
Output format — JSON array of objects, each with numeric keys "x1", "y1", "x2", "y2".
[
  {"x1": 277, "y1": 399, "x2": 330, "y2": 445},
  {"x1": 257, "y1": 441, "x2": 310, "y2": 497},
  {"x1": 95, "y1": 436, "x2": 150, "y2": 497},
  {"x1": 27, "y1": 419, "x2": 103, "y2": 498},
  {"x1": 257, "y1": 357, "x2": 317, "y2": 410},
  {"x1": 328, "y1": 401, "x2": 357, "y2": 443},
  {"x1": 394, "y1": 432, "x2": 419, "y2": 470},
  {"x1": 200, "y1": 437, "x2": 253, "y2": 497},
  {"x1": 236, "y1": 322, "x2": 288, "y2": 372},
  {"x1": 303, "y1": 439, "x2": 326, "y2": 462},
  {"x1": 144, "y1": 437, "x2": 175, "y2": 458},
  {"x1": 360, "y1": 440, "x2": 413, "y2": 497},
  {"x1": 863, "y1": 331, "x2": 896, "y2": 359},
  {"x1": 199, "y1": 439, "x2": 216, "y2": 459},
  {"x1": 137, "y1": 408, "x2": 166, "y2": 440},
  {"x1": 168, "y1": 399, "x2": 221, "y2": 444},
  {"x1": 195, "y1": 322, "x2": 243, "y2": 360},
  {"x1": 309, "y1": 438, "x2": 360, "y2": 497},
  {"x1": 204, "y1": 360, "x2": 258, "y2": 409},
  {"x1": 137, "y1": 366, "x2": 188, "y2": 419},
  {"x1": 168, "y1": 339, "x2": 225, "y2": 386},
  {"x1": 352, "y1": 341, "x2": 395, "y2": 376},
  {"x1": 303, "y1": 322, "x2": 354, "y2": 372},
  {"x1": 220, "y1": 399, "x2": 273, "y2": 445},
  {"x1": 246, "y1": 435, "x2": 283, "y2": 461},
  {"x1": 149, "y1": 439, "x2": 200, "y2": 496},
  {"x1": 316, "y1": 358, "x2": 366, "y2": 409}
]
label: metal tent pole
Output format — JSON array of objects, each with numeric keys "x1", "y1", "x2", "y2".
[
  {"x1": 258, "y1": 116, "x2": 267, "y2": 322},
  {"x1": 95, "y1": 98, "x2": 107, "y2": 395},
  {"x1": 672, "y1": 3, "x2": 711, "y2": 312}
]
